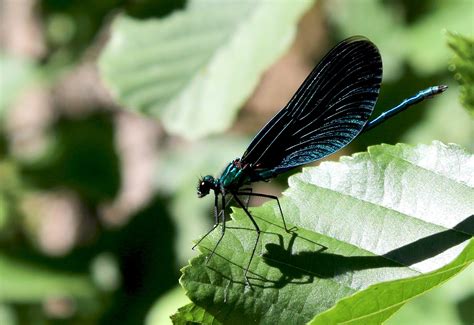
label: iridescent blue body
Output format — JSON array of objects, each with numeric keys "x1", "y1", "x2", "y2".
[
  {"x1": 194, "y1": 36, "x2": 447, "y2": 287},
  {"x1": 219, "y1": 160, "x2": 246, "y2": 189},
  {"x1": 219, "y1": 159, "x2": 274, "y2": 188}
]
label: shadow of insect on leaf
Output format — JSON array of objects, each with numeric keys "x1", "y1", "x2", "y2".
[
  {"x1": 200, "y1": 215, "x2": 472, "y2": 291},
  {"x1": 260, "y1": 215, "x2": 473, "y2": 289}
]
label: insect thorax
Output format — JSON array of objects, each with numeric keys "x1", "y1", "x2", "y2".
[{"x1": 219, "y1": 159, "x2": 248, "y2": 189}]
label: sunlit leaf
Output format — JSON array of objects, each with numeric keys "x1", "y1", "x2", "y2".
[
  {"x1": 177, "y1": 141, "x2": 473, "y2": 324},
  {"x1": 171, "y1": 303, "x2": 220, "y2": 325}
]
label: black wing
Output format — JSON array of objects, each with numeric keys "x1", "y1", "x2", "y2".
[{"x1": 241, "y1": 36, "x2": 382, "y2": 176}]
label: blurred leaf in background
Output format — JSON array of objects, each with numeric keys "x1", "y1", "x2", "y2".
[
  {"x1": 0, "y1": 253, "x2": 96, "y2": 302},
  {"x1": 99, "y1": 0, "x2": 314, "y2": 138}
]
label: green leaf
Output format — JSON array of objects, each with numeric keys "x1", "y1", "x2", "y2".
[
  {"x1": 386, "y1": 264, "x2": 474, "y2": 325},
  {"x1": 171, "y1": 303, "x2": 221, "y2": 325},
  {"x1": 177, "y1": 141, "x2": 473, "y2": 324},
  {"x1": 0, "y1": 254, "x2": 96, "y2": 302},
  {"x1": 309, "y1": 241, "x2": 473, "y2": 324},
  {"x1": 447, "y1": 32, "x2": 474, "y2": 115},
  {"x1": 99, "y1": 0, "x2": 314, "y2": 139}
]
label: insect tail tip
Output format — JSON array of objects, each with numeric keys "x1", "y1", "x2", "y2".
[
  {"x1": 438, "y1": 85, "x2": 448, "y2": 93},
  {"x1": 427, "y1": 85, "x2": 448, "y2": 98}
]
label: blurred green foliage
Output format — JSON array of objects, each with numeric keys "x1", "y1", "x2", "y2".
[
  {"x1": 40, "y1": 0, "x2": 185, "y2": 63},
  {"x1": 21, "y1": 113, "x2": 120, "y2": 205},
  {"x1": 447, "y1": 32, "x2": 474, "y2": 115},
  {"x1": 0, "y1": 0, "x2": 472, "y2": 324}
]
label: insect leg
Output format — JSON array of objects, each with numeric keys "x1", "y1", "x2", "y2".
[
  {"x1": 207, "y1": 193, "x2": 227, "y2": 262},
  {"x1": 235, "y1": 191, "x2": 295, "y2": 233},
  {"x1": 232, "y1": 193, "x2": 260, "y2": 287},
  {"x1": 238, "y1": 187, "x2": 253, "y2": 209},
  {"x1": 363, "y1": 85, "x2": 447, "y2": 133},
  {"x1": 192, "y1": 192, "x2": 220, "y2": 251}
]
